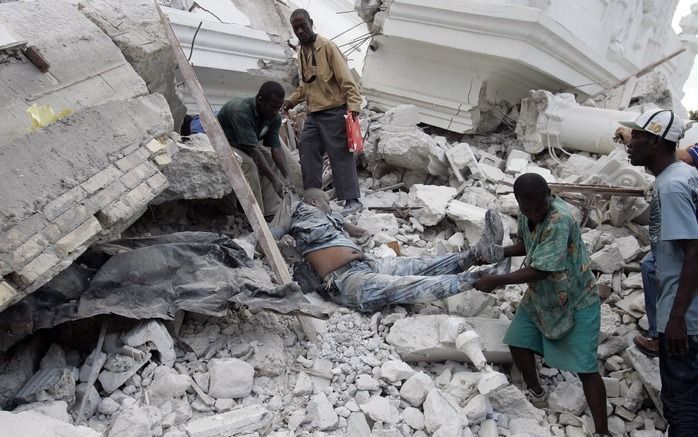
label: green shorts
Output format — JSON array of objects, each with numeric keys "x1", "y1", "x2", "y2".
[{"x1": 503, "y1": 299, "x2": 600, "y2": 373}]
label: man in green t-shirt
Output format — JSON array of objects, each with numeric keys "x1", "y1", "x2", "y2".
[
  {"x1": 474, "y1": 173, "x2": 609, "y2": 436},
  {"x1": 212, "y1": 81, "x2": 301, "y2": 216}
]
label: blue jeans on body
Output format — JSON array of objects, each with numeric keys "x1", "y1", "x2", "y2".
[
  {"x1": 641, "y1": 251, "x2": 659, "y2": 338},
  {"x1": 330, "y1": 253, "x2": 484, "y2": 313},
  {"x1": 659, "y1": 334, "x2": 698, "y2": 436}
]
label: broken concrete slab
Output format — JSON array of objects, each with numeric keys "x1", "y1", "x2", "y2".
[
  {"x1": 373, "y1": 128, "x2": 448, "y2": 176},
  {"x1": 357, "y1": 212, "x2": 400, "y2": 236},
  {"x1": 12, "y1": 400, "x2": 71, "y2": 423},
  {"x1": 15, "y1": 367, "x2": 76, "y2": 407},
  {"x1": 154, "y1": 134, "x2": 233, "y2": 204},
  {"x1": 445, "y1": 201, "x2": 488, "y2": 244},
  {"x1": 183, "y1": 404, "x2": 270, "y2": 437},
  {"x1": 0, "y1": 0, "x2": 149, "y2": 146},
  {"x1": 408, "y1": 184, "x2": 457, "y2": 226},
  {"x1": 548, "y1": 381, "x2": 586, "y2": 415},
  {"x1": 0, "y1": 94, "x2": 173, "y2": 310},
  {"x1": 146, "y1": 366, "x2": 190, "y2": 407},
  {"x1": 488, "y1": 384, "x2": 545, "y2": 423},
  {"x1": 122, "y1": 320, "x2": 176, "y2": 367},
  {"x1": 98, "y1": 352, "x2": 151, "y2": 394},
  {"x1": 422, "y1": 389, "x2": 466, "y2": 433},
  {"x1": 623, "y1": 346, "x2": 662, "y2": 412},
  {"x1": 590, "y1": 243, "x2": 625, "y2": 273},
  {"x1": 2, "y1": 410, "x2": 101, "y2": 437},
  {"x1": 400, "y1": 372, "x2": 435, "y2": 407},
  {"x1": 386, "y1": 315, "x2": 511, "y2": 363},
  {"x1": 359, "y1": 395, "x2": 399, "y2": 425},
  {"x1": 78, "y1": 0, "x2": 187, "y2": 130}
]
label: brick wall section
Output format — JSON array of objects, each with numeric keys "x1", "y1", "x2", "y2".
[{"x1": 1, "y1": 144, "x2": 172, "y2": 312}]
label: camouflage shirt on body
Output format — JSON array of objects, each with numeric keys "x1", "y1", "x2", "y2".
[{"x1": 518, "y1": 197, "x2": 599, "y2": 338}]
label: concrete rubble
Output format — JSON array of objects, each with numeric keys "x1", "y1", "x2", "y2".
[{"x1": 0, "y1": 0, "x2": 682, "y2": 436}]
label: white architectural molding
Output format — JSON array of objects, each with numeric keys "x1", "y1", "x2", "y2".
[
  {"x1": 362, "y1": 0, "x2": 697, "y2": 133},
  {"x1": 163, "y1": 7, "x2": 293, "y2": 111}
]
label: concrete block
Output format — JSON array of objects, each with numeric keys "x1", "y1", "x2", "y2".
[
  {"x1": 0, "y1": 213, "x2": 48, "y2": 251},
  {"x1": 146, "y1": 366, "x2": 190, "y2": 407},
  {"x1": 9, "y1": 233, "x2": 50, "y2": 269},
  {"x1": 616, "y1": 235, "x2": 642, "y2": 262},
  {"x1": 146, "y1": 172, "x2": 169, "y2": 193},
  {"x1": 590, "y1": 243, "x2": 625, "y2": 273},
  {"x1": 97, "y1": 183, "x2": 154, "y2": 227},
  {"x1": 81, "y1": 165, "x2": 122, "y2": 195},
  {"x1": 183, "y1": 404, "x2": 269, "y2": 437},
  {"x1": 386, "y1": 315, "x2": 511, "y2": 363},
  {"x1": 309, "y1": 392, "x2": 339, "y2": 430},
  {"x1": 145, "y1": 138, "x2": 168, "y2": 154},
  {"x1": 548, "y1": 381, "x2": 586, "y2": 415},
  {"x1": 445, "y1": 142, "x2": 482, "y2": 180},
  {"x1": 84, "y1": 180, "x2": 128, "y2": 214},
  {"x1": 359, "y1": 396, "x2": 399, "y2": 425},
  {"x1": 13, "y1": 251, "x2": 61, "y2": 287},
  {"x1": 208, "y1": 359, "x2": 254, "y2": 399},
  {"x1": 505, "y1": 150, "x2": 531, "y2": 174},
  {"x1": 380, "y1": 360, "x2": 415, "y2": 382},
  {"x1": 52, "y1": 206, "x2": 90, "y2": 236},
  {"x1": 488, "y1": 384, "x2": 545, "y2": 422},
  {"x1": 375, "y1": 129, "x2": 448, "y2": 176},
  {"x1": 347, "y1": 412, "x2": 371, "y2": 437},
  {"x1": 120, "y1": 161, "x2": 158, "y2": 189},
  {"x1": 445, "y1": 201, "x2": 487, "y2": 244},
  {"x1": 15, "y1": 367, "x2": 76, "y2": 406},
  {"x1": 423, "y1": 389, "x2": 465, "y2": 433},
  {"x1": 54, "y1": 217, "x2": 102, "y2": 256},
  {"x1": 98, "y1": 352, "x2": 151, "y2": 394},
  {"x1": 115, "y1": 147, "x2": 152, "y2": 172},
  {"x1": 0, "y1": 281, "x2": 18, "y2": 310},
  {"x1": 43, "y1": 186, "x2": 88, "y2": 221},
  {"x1": 400, "y1": 372, "x2": 435, "y2": 407},
  {"x1": 408, "y1": 184, "x2": 457, "y2": 226}
]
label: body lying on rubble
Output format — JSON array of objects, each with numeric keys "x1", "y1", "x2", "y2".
[{"x1": 271, "y1": 188, "x2": 509, "y2": 313}]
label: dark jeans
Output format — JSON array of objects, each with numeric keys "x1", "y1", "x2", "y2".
[
  {"x1": 298, "y1": 105, "x2": 360, "y2": 201},
  {"x1": 659, "y1": 333, "x2": 698, "y2": 436},
  {"x1": 641, "y1": 251, "x2": 658, "y2": 337}
]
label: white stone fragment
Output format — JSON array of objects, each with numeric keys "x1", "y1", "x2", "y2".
[
  {"x1": 207, "y1": 359, "x2": 254, "y2": 399},
  {"x1": 380, "y1": 360, "x2": 415, "y2": 383},
  {"x1": 183, "y1": 404, "x2": 269, "y2": 437},
  {"x1": 346, "y1": 412, "x2": 371, "y2": 437},
  {"x1": 616, "y1": 235, "x2": 642, "y2": 262},
  {"x1": 590, "y1": 243, "x2": 625, "y2": 273},
  {"x1": 293, "y1": 371, "x2": 313, "y2": 395},
  {"x1": 478, "y1": 419, "x2": 498, "y2": 437},
  {"x1": 356, "y1": 374, "x2": 380, "y2": 391},
  {"x1": 146, "y1": 366, "x2": 190, "y2": 407},
  {"x1": 308, "y1": 392, "x2": 339, "y2": 431},
  {"x1": 400, "y1": 372, "x2": 435, "y2": 407},
  {"x1": 408, "y1": 184, "x2": 457, "y2": 226},
  {"x1": 548, "y1": 381, "x2": 586, "y2": 415},
  {"x1": 506, "y1": 150, "x2": 531, "y2": 175},
  {"x1": 445, "y1": 201, "x2": 487, "y2": 244},
  {"x1": 422, "y1": 389, "x2": 466, "y2": 433},
  {"x1": 509, "y1": 418, "x2": 551, "y2": 437},
  {"x1": 462, "y1": 394, "x2": 489, "y2": 424},
  {"x1": 401, "y1": 407, "x2": 425, "y2": 430},
  {"x1": 477, "y1": 371, "x2": 508, "y2": 395},
  {"x1": 359, "y1": 396, "x2": 399, "y2": 424}
]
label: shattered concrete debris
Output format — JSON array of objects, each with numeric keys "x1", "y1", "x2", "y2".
[
  {"x1": 2, "y1": 410, "x2": 101, "y2": 437},
  {"x1": 386, "y1": 315, "x2": 511, "y2": 363}
]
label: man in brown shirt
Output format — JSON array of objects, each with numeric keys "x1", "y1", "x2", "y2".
[{"x1": 283, "y1": 9, "x2": 363, "y2": 216}]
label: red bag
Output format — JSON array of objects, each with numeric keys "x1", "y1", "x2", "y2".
[{"x1": 345, "y1": 111, "x2": 364, "y2": 153}]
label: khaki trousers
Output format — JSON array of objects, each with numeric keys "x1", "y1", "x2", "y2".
[{"x1": 237, "y1": 144, "x2": 302, "y2": 216}]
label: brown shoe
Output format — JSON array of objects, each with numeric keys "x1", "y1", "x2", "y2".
[{"x1": 633, "y1": 335, "x2": 659, "y2": 357}]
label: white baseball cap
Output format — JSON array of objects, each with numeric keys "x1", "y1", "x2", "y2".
[{"x1": 619, "y1": 109, "x2": 685, "y2": 144}]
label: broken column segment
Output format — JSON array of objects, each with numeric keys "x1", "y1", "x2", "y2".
[
  {"x1": 516, "y1": 90, "x2": 698, "y2": 155},
  {"x1": 385, "y1": 315, "x2": 511, "y2": 364}
]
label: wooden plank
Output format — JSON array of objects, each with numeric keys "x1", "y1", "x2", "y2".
[{"x1": 154, "y1": 2, "x2": 317, "y2": 343}]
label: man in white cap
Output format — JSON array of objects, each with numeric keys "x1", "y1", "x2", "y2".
[{"x1": 620, "y1": 109, "x2": 698, "y2": 436}]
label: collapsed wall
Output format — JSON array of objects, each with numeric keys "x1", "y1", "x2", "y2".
[{"x1": 0, "y1": 0, "x2": 175, "y2": 311}]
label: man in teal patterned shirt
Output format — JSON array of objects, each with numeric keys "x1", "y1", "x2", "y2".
[{"x1": 475, "y1": 173, "x2": 608, "y2": 436}]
